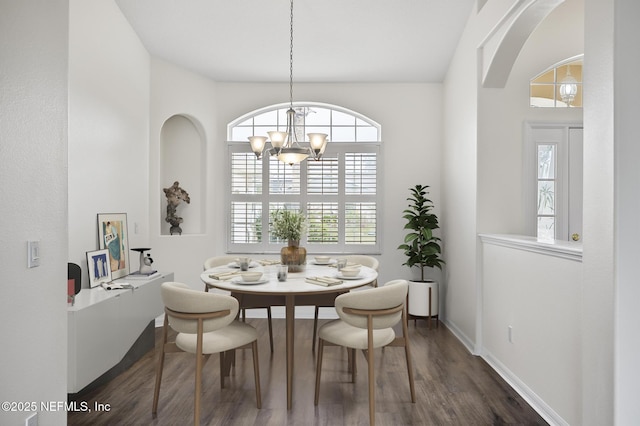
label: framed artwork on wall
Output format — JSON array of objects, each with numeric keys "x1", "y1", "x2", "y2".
[
  {"x1": 97, "y1": 213, "x2": 130, "y2": 279},
  {"x1": 86, "y1": 249, "x2": 112, "y2": 288}
]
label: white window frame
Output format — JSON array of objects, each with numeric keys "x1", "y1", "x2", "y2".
[{"x1": 226, "y1": 102, "x2": 382, "y2": 255}]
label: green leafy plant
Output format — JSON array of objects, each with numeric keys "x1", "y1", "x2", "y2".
[
  {"x1": 270, "y1": 209, "x2": 307, "y2": 243},
  {"x1": 398, "y1": 184, "x2": 444, "y2": 281}
]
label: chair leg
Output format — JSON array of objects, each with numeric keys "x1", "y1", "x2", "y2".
[
  {"x1": 152, "y1": 349, "x2": 165, "y2": 415},
  {"x1": 350, "y1": 348, "x2": 357, "y2": 382},
  {"x1": 267, "y1": 307, "x2": 274, "y2": 353},
  {"x1": 367, "y1": 320, "x2": 375, "y2": 426},
  {"x1": 219, "y1": 352, "x2": 225, "y2": 389},
  {"x1": 402, "y1": 311, "x2": 416, "y2": 402},
  {"x1": 152, "y1": 317, "x2": 169, "y2": 415},
  {"x1": 252, "y1": 340, "x2": 262, "y2": 408},
  {"x1": 194, "y1": 333, "x2": 204, "y2": 426},
  {"x1": 220, "y1": 351, "x2": 235, "y2": 389},
  {"x1": 314, "y1": 338, "x2": 325, "y2": 405},
  {"x1": 312, "y1": 306, "x2": 320, "y2": 353}
]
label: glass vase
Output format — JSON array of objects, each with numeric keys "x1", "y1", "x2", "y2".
[{"x1": 280, "y1": 240, "x2": 306, "y2": 272}]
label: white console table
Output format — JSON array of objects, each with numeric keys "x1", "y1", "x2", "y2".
[{"x1": 67, "y1": 272, "x2": 173, "y2": 394}]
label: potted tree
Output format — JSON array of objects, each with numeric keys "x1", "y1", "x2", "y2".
[
  {"x1": 398, "y1": 184, "x2": 444, "y2": 326},
  {"x1": 270, "y1": 209, "x2": 308, "y2": 272}
]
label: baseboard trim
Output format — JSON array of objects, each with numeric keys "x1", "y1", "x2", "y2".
[
  {"x1": 482, "y1": 350, "x2": 568, "y2": 426},
  {"x1": 441, "y1": 318, "x2": 476, "y2": 354}
]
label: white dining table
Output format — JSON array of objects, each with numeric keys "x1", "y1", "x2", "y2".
[{"x1": 200, "y1": 261, "x2": 378, "y2": 409}]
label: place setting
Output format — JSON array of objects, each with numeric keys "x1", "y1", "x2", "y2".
[
  {"x1": 311, "y1": 255, "x2": 336, "y2": 266},
  {"x1": 231, "y1": 271, "x2": 269, "y2": 285},
  {"x1": 334, "y1": 265, "x2": 363, "y2": 280},
  {"x1": 226, "y1": 257, "x2": 261, "y2": 270},
  {"x1": 208, "y1": 270, "x2": 242, "y2": 281}
]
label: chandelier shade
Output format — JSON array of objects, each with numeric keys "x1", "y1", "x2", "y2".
[{"x1": 247, "y1": 0, "x2": 328, "y2": 165}]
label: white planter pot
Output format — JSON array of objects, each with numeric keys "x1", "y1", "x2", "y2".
[{"x1": 408, "y1": 280, "x2": 438, "y2": 317}]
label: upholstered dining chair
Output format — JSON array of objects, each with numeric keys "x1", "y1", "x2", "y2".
[
  {"x1": 153, "y1": 282, "x2": 261, "y2": 426},
  {"x1": 203, "y1": 255, "x2": 274, "y2": 353},
  {"x1": 312, "y1": 255, "x2": 379, "y2": 352},
  {"x1": 314, "y1": 279, "x2": 415, "y2": 426}
]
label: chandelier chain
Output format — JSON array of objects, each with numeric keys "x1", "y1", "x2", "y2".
[
  {"x1": 289, "y1": 0, "x2": 294, "y2": 108},
  {"x1": 246, "y1": 0, "x2": 327, "y2": 165}
]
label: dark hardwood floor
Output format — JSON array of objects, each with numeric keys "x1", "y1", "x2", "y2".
[{"x1": 68, "y1": 318, "x2": 548, "y2": 425}]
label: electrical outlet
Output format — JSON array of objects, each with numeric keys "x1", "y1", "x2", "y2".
[
  {"x1": 508, "y1": 325, "x2": 513, "y2": 343},
  {"x1": 27, "y1": 240, "x2": 40, "y2": 268},
  {"x1": 26, "y1": 412, "x2": 38, "y2": 426}
]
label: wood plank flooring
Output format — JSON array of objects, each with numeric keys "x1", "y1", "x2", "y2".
[{"x1": 68, "y1": 318, "x2": 548, "y2": 425}]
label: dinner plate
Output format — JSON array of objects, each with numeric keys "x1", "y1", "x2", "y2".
[
  {"x1": 231, "y1": 277, "x2": 269, "y2": 285},
  {"x1": 336, "y1": 274, "x2": 363, "y2": 280}
]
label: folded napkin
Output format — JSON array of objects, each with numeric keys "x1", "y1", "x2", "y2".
[
  {"x1": 209, "y1": 271, "x2": 240, "y2": 281},
  {"x1": 258, "y1": 259, "x2": 281, "y2": 266},
  {"x1": 305, "y1": 276, "x2": 344, "y2": 286}
]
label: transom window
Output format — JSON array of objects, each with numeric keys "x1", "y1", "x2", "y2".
[
  {"x1": 227, "y1": 102, "x2": 381, "y2": 254},
  {"x1": 530, "y1": 56, "x2": 583, "y2": 108}
]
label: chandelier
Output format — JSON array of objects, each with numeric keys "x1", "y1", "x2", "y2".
[{"x1": 247, "y1": 0, "x2": 328, "y2": 165}]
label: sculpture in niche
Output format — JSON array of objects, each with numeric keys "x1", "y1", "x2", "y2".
[{"x1": 163, "y1": 181, "x2": 191, "y2": 235}]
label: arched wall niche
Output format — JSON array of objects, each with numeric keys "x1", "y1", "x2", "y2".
[{"x1": 159, "y1": 114, "x2": 205, "y2": 236}]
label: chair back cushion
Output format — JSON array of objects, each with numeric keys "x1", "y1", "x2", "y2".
[
  {"x1": 335, "y1": 279, "x2": 407, "y2": 329},
  {"x1": 344, "y1": 255, "x2": 379, "y2": 271},
  {"x1": 203, "y1": 255, "x2": 238, "y2": 270},
  {"x1": 161, "y1": 282, "x2": 238, "y2": 333}
]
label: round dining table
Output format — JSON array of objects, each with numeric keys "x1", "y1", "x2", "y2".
[{"x1": 200, "y1": 261, "x2": 378, "y2": 409}]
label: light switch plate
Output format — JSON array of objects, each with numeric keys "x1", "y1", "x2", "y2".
[{"x1": 27, "y1": 240, "x2": 40, "y2": 268}]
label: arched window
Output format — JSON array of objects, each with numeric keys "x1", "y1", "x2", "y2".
[
  {"x1": 227, "y1": 102, "x2": 381, "y2": 254},
  {"x1": 530, "y1": 55, "x2": 583, "y2": 108}
]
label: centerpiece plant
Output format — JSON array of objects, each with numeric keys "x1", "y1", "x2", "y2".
[{"x1": 270, "y1": 209, "x2": 308, "y2": 271}]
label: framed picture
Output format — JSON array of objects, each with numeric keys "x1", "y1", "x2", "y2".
[
  {"x1": 86, "y1": 249, "x2": 112, "y2": 288},
  {"x1": 97, "y1": 213, "x2": 130, "y2": 279}
]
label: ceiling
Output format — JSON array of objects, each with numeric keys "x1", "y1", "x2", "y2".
[{"x1": 114, "y1": 0, "x2": 475, "y2": 83}]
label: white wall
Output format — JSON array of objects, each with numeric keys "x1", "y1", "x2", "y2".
[
  {"x1": 481, "y1": 237, "x2": 582, "y2": 425},
  {"x1": 582, "y1": 0, "x2": 614, "y2": 423},
  {"x1": 611, "y1": 1, "x2": 640, "y2": 423},
  {"x1": 68, "y1": 0, "x2": 151, "y2": 281},
  {"x1": 0, "y1": 1, "x2": 69, "y2": 425},
  {"x1": 149, "y1": 73, "x2": 445, "y2": 292}
]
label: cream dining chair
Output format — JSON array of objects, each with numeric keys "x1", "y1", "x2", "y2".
[
  {"x1": 314, "y1": 279, "x2": 415, "y2": 426},
  {"x1": 312, "y1": 254, "x2": 379, "y2": 352},
  {"x1": 203, "y1": 255, "x2": 274, "y2": 352},
  {"x1": 152, "y1": 282, "x2": 261, "y2": 426}
]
